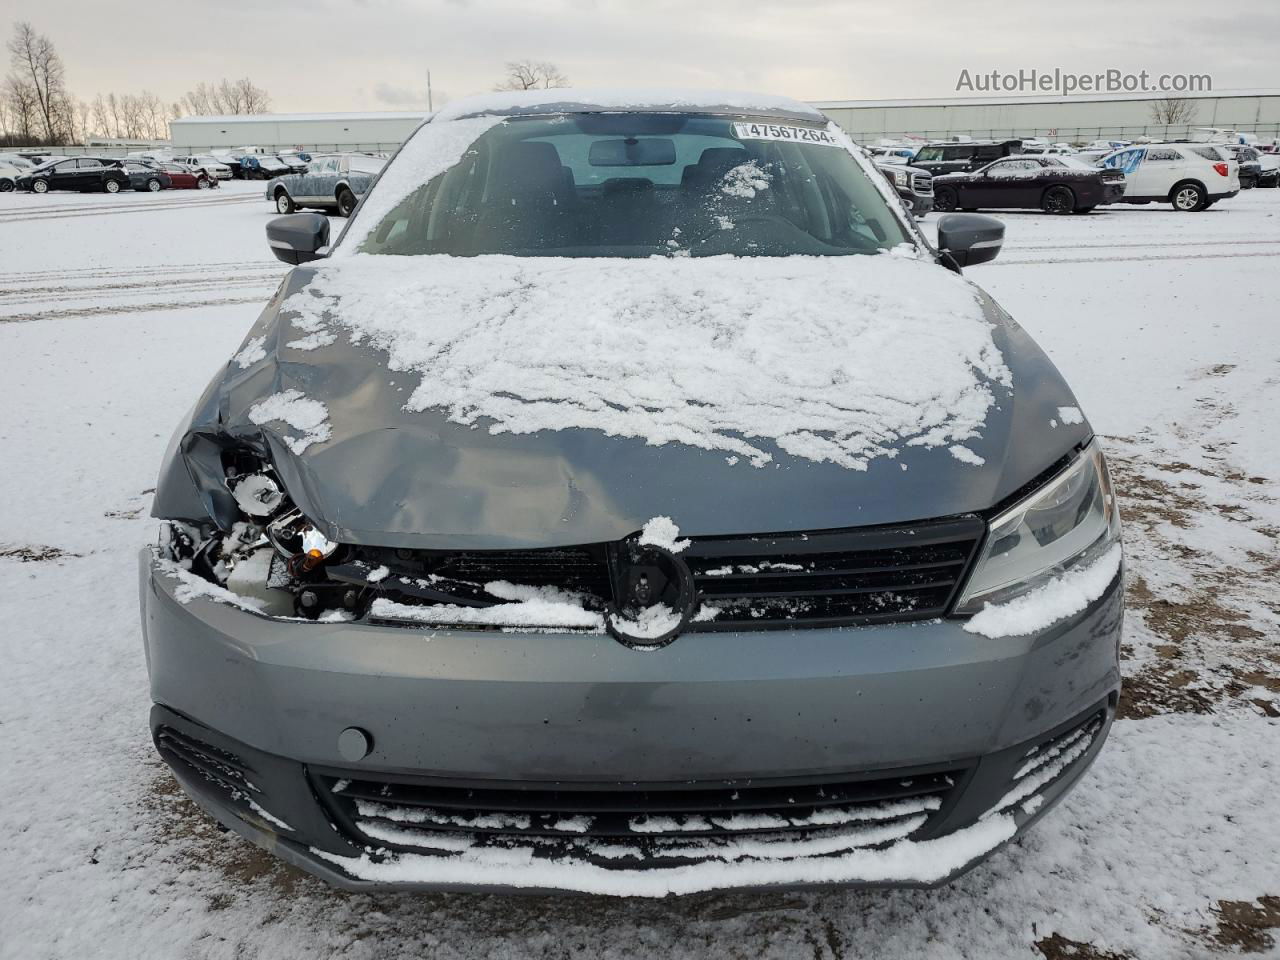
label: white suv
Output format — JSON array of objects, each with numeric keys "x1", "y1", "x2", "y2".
[
  {"x1": 174, "y1": 155, "x2": 233, "y2": 180},
  {"x1": 1100, "y1": 143, "x2": 1240, "y2": 211}
]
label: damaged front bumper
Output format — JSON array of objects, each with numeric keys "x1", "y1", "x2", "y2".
[{"x1": 141, "y1": 546, "x2": 1122, "y2": 895}]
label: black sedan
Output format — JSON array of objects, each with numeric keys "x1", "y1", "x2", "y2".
[
  {"x1": 101, "y1": 158, "x2": 172, "y2": 192},
  {"x1": 16, "y1": 157, "x2": 132, "y2": 194},
  {"x1": 933, "y1": 156, "x2": 1127, "y2": 215}
]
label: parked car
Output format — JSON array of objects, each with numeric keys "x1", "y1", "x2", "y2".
[
  {"x1": 211, "y1": 154, "x2": 244, "y2": 179},
  {"x1": 909, "y1": 139, "x2": 1022, "y2": 176},
  {"x1": 278, "y1": 149, "x2": 312, "y2": 171},
  {"x1": 1020, "y1": 143, "x2": 1077, "y2": 156},
  {"x1": 1255, "y1": 151, "x2": 1280, "y2": 188},
  {"x1": 250, "y1": 155, "x2": 294, "y2": 180},
  {"x1": 173, "y1": 155, "x2": 233, "y2": 180},
  {"x1": 1100, "y1": 143, "x2": 1240, "y2": 210},
  {"x1": 266, "y1": 153, "x2": 387, "y2": 216},
  {"x1": 867, "y1": 145, "x2": 918, "y2": 164},
  {"x1": 118, "y1": 159, "x2": 172, "y2": 192},
  {"x1": 15, "y1": 156, "x2": 131, "y2": 194},
  {"x1": 0, "y1": 153, "x2": 37, "y2": 173},
  {"x1": 0, "y1": 161, "x2": 21, "y2": 191},
  {"x1": 157, "y1": 162, "x2": 215, "y2": 190},
  {"x1": 874, "y1": 159, "x2": 933, "y2": 216},
  {"x1": 1219, "y1": 145, "x2": 1265, "y2": 189},
  {"x1": 144, "y1": 89, "x2": 1123, "y2": 896},
  {"x1": 933, "y1": 155, "x2": 1127, "y2": 214}
]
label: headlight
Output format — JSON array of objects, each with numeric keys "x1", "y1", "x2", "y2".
[
  {"x1": 890, "y1": 169, "x2": 908, "y2": 186},
  {"x1": 956, "y1": 439, "x2": 1120, "y2": 612},
  {"x1": 266, "y1": 508, "x2": 339, "y2": 572}
]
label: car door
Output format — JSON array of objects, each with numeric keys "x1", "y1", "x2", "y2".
[
  {"x1": 1133, "y1": 147, "x2": 1182, "y2": 198},
  {"x1": 75, "y1": 157, "x2": 106, "y2": 190},
  {"x1": 1103, "y1": 148, "x2": 1153, "y2": 198},
  {"x1": 972, "y1": 158, "x2": 1043, "y2": 207},
  {"x1": 48, "y1": 159, "x2": 80, "y2": 189},
  {"x1": 296, "y1": 159, "x2": 325, "y2": 201},
  {"x1": 312, "y1": 157, "x2": 341, "y2": 201}
]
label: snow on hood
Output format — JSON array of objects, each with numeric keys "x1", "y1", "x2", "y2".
[{"x1": 282, "y1": 253, "x2": 1010, "y2": 472}]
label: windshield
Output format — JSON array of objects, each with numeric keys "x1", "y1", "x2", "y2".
[{"x1": 351, "y1": 113, "x2": 911, "y2": 258}]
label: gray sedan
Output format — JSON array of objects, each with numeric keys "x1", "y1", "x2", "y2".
[
  {"x1": 264, "y1": 153, "x2": 385, "y2": 217},
  {"x1": 145, "y1": 92, "x2": 1122, "y2": 896}
]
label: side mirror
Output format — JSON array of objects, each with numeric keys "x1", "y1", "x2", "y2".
[
  {"x1": 936, "y1": 212, "x2": 1004, "y2": 268},
  {"x1": 266, "y1": 213, "x2": 330, "y2": 265}
]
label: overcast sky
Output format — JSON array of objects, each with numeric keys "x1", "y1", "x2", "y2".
[{"x1": 17, "y1": 0, "x2": 1280, "y2": 114}]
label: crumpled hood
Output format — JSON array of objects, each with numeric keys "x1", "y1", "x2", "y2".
[{"x1": 154, "y1": 254, "x2": 1090, "y2": 549}]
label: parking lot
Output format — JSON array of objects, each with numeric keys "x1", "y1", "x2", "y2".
[{"x1": 1, "y1": 181, "x2": 1278, "y2": 959}]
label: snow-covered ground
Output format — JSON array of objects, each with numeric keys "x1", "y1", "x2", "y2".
[{"x1": 2, "y1": 183, "x2": 1278, "y2": 959}]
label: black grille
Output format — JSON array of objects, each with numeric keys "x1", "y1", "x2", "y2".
[
  {"x1": 344, "y1": 544, "x2": 614, "y2": 610},
  {"x1": 314, "y1": 767, "x2": 961, "y2": 866},
  {"x1": 684, "y1": 516, "x2": 983, "y2": 630},
  {"x1": 428, "y1": 547, "x2": 609, "y2": 592},
  {"x1": 1013, "y1": 710, "x2": 1105, "y2": 789},
  {"x1": 155, "y1": 725, "x2": 257, "y2": 799},
  {"x1": 347, "y1": 515, "x2": 983, "y2": 632},
  {"x1": 990, "y1": 708, "x2": 1106, "y2": 818}
]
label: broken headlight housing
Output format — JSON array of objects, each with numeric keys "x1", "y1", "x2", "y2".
[
  {"x1": 161, "y1": 448, "x2": 359, "y2": 619},
  {"x1": 955, "y1": 439, "x2": 1120, "y2": 613}
]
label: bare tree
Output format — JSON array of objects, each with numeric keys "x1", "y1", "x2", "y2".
[
  {"x1": 141, "y1": 91, "x2": 169, "y2": 139},
  {"x1": 70, "y1": 98, "x2": 92, "y2": 144},
  {"x1": 1149, "y1": 97, "x2": 1196, "y2": 126},
  {"x1": 3, "y1": 74, "x2": 38, "y2": 141},
  {"x1": 177, "y1": 77, "x2": 271, "y2": 117},
  {"x1": 7, "y1": 22, "x2": 70, "y2": 143},
  {"x1": 494, "y1": 60, "x2": 569, "y2": 91}
]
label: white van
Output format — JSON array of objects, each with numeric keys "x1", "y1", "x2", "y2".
[{"x1": 1100, "y1": 143, "x2": 1240, "y2": 211}]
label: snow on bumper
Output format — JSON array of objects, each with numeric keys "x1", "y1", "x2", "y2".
[
  {"x1": 142, "y1": 547, "x2": 1121, "y2": 893},
  {"x1": 151, "y1": 699, "x2": 1112, "y2": 895}
]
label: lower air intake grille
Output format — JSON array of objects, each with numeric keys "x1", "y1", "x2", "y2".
[
  {"x1": 995, "y1": 709, "x2": 1106, "y2": 817},
  {"x1": 155, "y1": 725, "x2": 257, "y2": 798},
  {"x1": 315, "y1": 768, "x2": 962, "y2": 867}
]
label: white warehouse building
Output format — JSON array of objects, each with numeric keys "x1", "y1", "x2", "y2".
[
  {"x1": 812, "y1": 88, "x2": 1280, "y2": 144},
  {"x1": 168, "y1": 111, "x2": 426, "y2": 151},
  {"x1": 166, "y1": 89, "x2": 1280, "y2": 153}
]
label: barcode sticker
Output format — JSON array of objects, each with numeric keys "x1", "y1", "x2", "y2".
[{"x1": 732, "y1": 122, "x2": 840, "y2": 146}]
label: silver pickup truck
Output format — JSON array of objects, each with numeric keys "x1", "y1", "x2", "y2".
[{"x1": 265, "y1": 153, "x2": 386, "y2": 217}]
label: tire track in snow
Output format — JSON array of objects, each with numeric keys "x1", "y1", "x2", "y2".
[
  {"x1": 991, "y1": 249, "x2": 1280, "y2": 266},
  {"x1": 0, "y1": 260, "x2": 282, "y2": 283},
  {"x1": 0, "y1": 274, "x2": 283, "y2": 307},
  {"x1": 1011, "y1": 237, "x2": 1280, "y2": 252},
  {"x1": 0, "y1": 194, "x2": 261, "y2": 223},
  {"x1": 1, "y1": 295, "x2": 269, "y2": 323},
  {"x1": 0, "y1": 257, "x2": 286, "y2": 323}
]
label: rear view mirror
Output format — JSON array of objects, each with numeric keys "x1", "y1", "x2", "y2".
[
  {"x1": 266, "y1": 213, "x2": 330, "y2": 264},
  {"x1": 588, "y1": 138, "x2": 677, "y2": 167},
  {"x1": 936, "y1": 213, "x2": 1005, "y2": 268}
]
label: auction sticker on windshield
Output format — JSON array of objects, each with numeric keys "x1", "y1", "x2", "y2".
[{"x1": 733, "y1": 122, "x2": 839, "y2": 146}]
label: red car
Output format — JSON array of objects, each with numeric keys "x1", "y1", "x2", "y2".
[{"x1": 159, "y1": 162, "x2": 215, "y2": 190}]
